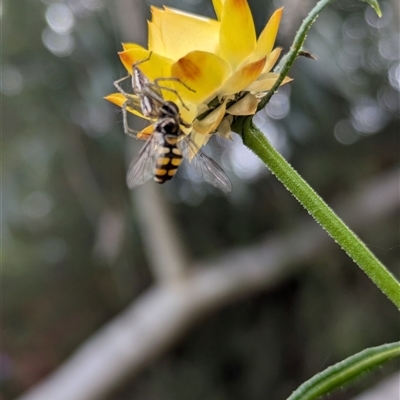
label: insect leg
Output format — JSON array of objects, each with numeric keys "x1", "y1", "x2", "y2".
[
  {"x1": 132, "y1": 51, "x2": 153, "y2": 69},
  {"x1": 113, "y1": 75, "x2": 132, "y2": 96},
  {"x1": 150, "y1": 79, "x2": 194, "y2": 112},
  {"x1": 121, "y1": 101, "x2": 141, "y2": 138},
  {"x1": 153, "y1": 77, "x2": 195, "y2": 93}
]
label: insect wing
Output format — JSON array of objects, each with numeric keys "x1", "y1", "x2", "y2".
[
  {"x1": 179, "y1": 136, "x2": 232, "y2": 193},
  {"x1": 126, "y1": 133, "x2": 160, "y2": 189}
]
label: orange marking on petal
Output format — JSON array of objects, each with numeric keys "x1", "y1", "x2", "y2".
[
  {"x1": 171, "y1": 51, "x2": 230, "y2": 104},
  {"x1": 118, "y1": 51, "x2": 142, "y2": 74},
  {"x1": 219, "y1": 57, "x2": 266, "y2": 96},
  {"x1": 246, "y1": 59, "x2": 266, "y2": 75},
  {"x1": 236, "y1": 0, "x2": 249, "y2": 12},
  {"x1": 175, "y1": 58, "x2": 202, "y2": 81}
]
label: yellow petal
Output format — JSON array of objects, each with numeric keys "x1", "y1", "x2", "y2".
[
  {"x1": 118, "y1": 45, "x2": 149, "y2": 74},
  {"x1": 150, "y1": 6, "x2": 163, "y2": 27},
  {"x1": 171, "y1": 51, "x2": 231, "y2": 104},
  {"x1": 118, "y1": 47, "x2": 173, "y2": 82},
  {"x1": 137, "y1": 124, "x2": 155, "y2": 140},
  {"x1": 226, "y1": 93, "x2": 259, "y2": 116},
  {"x1": 178, "y1": 101, "x2": 198, "y2": 128},
  {"x1": 212, "y1": 0, "x2": 223, "y2": 20},
  {"x1": 219, "y1": 57, "x2": 265, "y2": 96},
  {"x1": 245, "y1": 73, "x2": 292, "y2": 92},
  {"x1": 148, "y1": 20, "x2": 165, "y2": 56},
  {"x1": 104, "y1": 93, "x2": 145, "y2": 118},
  {"x1": 149, "y1": 7, "x2": 166, "y2": 56},
  {"x1": 219, "y1": 0, "x2": 256, "y2": 68},
  {"x1": 121, "y1": 43, "x2": 146, "y2": 52},
  {"x1": 262, "y1": 47, "x2": 282, "y2": 74},
  {"x1": 192, "y1": 101, "x2": 227, "y2": 134},
  {"x1": 151, "y1": 6, "x2": 220, "y2": 61},
  {"x1": 253, "y1": 8, "x2": 283, "y2": 60},
  {"x1": 104, "y1": 92, "x2": 126, "y2": 108}
]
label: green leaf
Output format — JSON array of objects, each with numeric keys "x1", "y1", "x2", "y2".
[
  {"x1": 360, "y1": 0, "x2": 382, "y2": 17},
  {"x1": 286, "y1": 342, "x2": 400, "y2": 400}
]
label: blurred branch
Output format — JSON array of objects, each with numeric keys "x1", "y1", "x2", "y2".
[
  {"x1": 134, "y1": 184, "x2": 190, "y2": 281},
  {"x1": 16, "y1": 168, "x2": 399, "y2": 400}
]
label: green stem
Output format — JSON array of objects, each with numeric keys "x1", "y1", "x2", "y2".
[
  {"x1": 242, "y1": 120, "x2": 400, "y2": 309},
  {"x1": 258, "y1": 0, "x2": 337, "y2": 111}
]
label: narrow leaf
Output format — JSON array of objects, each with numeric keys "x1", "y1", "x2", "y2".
[
  {"x1": 287, "y1": 342, "x2": 400, "y2": 400},
  {"x1": 360, "y1": 0, "x2": 382, "y2": 17}
]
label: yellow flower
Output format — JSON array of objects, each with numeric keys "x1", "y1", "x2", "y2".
[{"x1": 105, "y1": 0, "x2": 291, "y2": 147}]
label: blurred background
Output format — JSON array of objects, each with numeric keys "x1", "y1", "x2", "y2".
[{"x1": 2, "y1": 0, "x2": 399, "y2": 399}]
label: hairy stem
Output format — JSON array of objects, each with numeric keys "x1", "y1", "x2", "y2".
[{"x1": 242, "y1": 120, "x2": 400, "y2": 309}]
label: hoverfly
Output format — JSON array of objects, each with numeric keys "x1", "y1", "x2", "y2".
[
  {"x1": 126, "y1": 100, "x2": 232, "y2": 192},
  {"x1": 113, "y1": 57, "x2": 232, "y2": 192}
]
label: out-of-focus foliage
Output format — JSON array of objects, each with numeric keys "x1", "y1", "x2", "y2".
[{"x1": 2, "y1": 0, "x2": 399, "y2": 399}]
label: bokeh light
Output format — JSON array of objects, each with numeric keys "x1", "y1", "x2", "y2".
[
  {"x1": 229, "y1": 135, "x2": 266, "y2": 181},
  {"x1": 22, "y1": 191, "x2": 54, "y2": 220},
  {"x1": 334, "y1": 119, "x2": 360, "y2": 145},
  {"x1": 265, "y1": 91, "x2": 290, "y2": 120},
  {"x1": 351, "y1": 96, "x2": 389, "y2": 135},
  {"x1": 1, "y1": 65, "x2": 24, "y2": 96},
  {"x1": 388, "y1": 62, "x2": 400, "y2": 91},
  {"x1": 42, "y1": 27, "x2": 75, "y2": 57},
  {"x1": 45, "y1": 3, "x2": 75, "y2": 34}
]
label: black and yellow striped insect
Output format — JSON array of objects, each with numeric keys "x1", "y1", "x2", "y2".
[
  {"x1": 126, "y1": 101, "x2": 232, "y2": 192},
  {"x1": 113, "y1": 57, "x2": 232, "y2": 192}
]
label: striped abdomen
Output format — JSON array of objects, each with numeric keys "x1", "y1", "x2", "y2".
[{"x1": 154, "y1": 136, "x2": 183, "y2": 184}]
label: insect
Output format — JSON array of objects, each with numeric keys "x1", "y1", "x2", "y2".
[
  {"x1": 113, "y1": 54, "x2": 191, "y2": 136},
  {"x1": 113, "y1": 56, "x2": 232, "y2": 192},
  {"x1": 126, "y1": 101, "x2": 232, "y2": 192}
]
